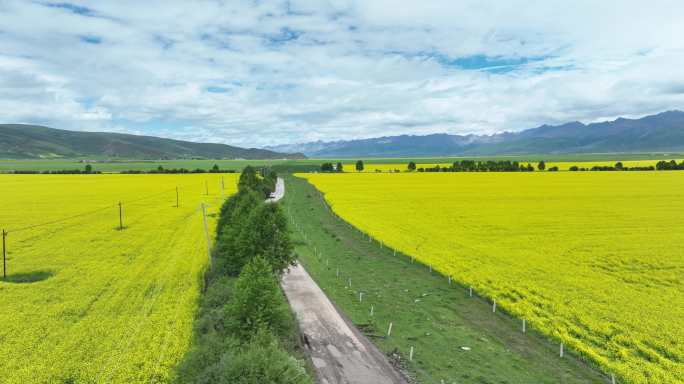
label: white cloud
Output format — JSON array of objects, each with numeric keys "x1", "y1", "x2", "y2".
[{"x1": 0, "y1": 0, "x2": 683, "y2": 147}]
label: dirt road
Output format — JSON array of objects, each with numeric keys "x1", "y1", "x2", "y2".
[
  {"x1": 273, "y1": 177, "x2": 407, "y2": 383},
  {"x1": 281, "y1": 263, "x2": 409, "y2": 384},
  {"x1": 266, "y1": 177, "x2": 285, "y2": 203}
]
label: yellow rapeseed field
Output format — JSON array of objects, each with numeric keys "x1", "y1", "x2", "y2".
[
  {"x1": 301, "y1": 172, "x2": 684, "y2": 384},
  {"x1": 0, "y1": 174, "x2": 238, "y2": 383}
]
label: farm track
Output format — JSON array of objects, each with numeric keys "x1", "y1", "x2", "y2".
[{"x1": 275, "y1": 178, "x2": 410, "y2": 384}]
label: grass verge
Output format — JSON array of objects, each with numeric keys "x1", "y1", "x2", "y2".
[{"x1": 283, "y1": 174, "x2": 608, "y2": 384}]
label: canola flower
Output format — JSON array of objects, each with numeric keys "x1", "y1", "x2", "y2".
[
  {"x1": 301, "y1": 171, "x2": 684, "y2": 384},
  {"x1": 0, "y1": 174, "x2": 238, "y2": 383}
]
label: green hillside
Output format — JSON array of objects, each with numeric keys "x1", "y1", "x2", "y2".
[{"x1": 0, "y1": 124, "x2": 304, "y2": 160}]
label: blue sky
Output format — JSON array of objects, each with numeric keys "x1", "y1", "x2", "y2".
[{"x1": 1, "y1": 0, "x2": 683, "y2": 147}]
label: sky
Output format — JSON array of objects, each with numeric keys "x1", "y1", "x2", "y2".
[{"x1": 1, "y1": 1, "x2": 683, "y2": 148}]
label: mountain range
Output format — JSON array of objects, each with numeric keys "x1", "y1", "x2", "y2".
[
  {"x1": 0, "y1": 124, "x2": 304, "y2": 160},
  {"x1": 266, "y1": 111, "x2": 684, "y2": 158}
]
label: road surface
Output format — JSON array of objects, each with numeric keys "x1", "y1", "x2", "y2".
[
  {"x1": 282, "y1": 264, "x2": 409, "y2": 384},
  {"x1": 266, "y1": 177, "x2": 285, "y2": 203},
  {"x1": 272, "y1": 177, "x2": 408, "y2": 384}
]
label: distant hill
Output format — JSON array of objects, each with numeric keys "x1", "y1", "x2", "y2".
[
  {"x1": 0, "y1": 124, "x2": 305, "y2": 160},
  {"x1": 265, "y1": 111, "x2": 684, "y2": 158}
]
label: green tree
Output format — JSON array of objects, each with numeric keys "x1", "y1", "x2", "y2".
[
  {"x1": 217, "y1": 202, "x2": 294, "y2": 276},
  {"x1": 615, "y1": 161, "x2": 624, "y2": 170},
  {"x1": 212, "y1": 164, "x2": 220, "y2": 172},
  {"x1": 216, "y1": 188, "x2": 263, "y2": 239},
  {"x1": 336, "y1": 162, "x2": 343, "y2": 172},
  {"x1": 320, "y1": 163, "x2": 334, "y2": 172},
  {"x1": 408, "y1": 161, "x2": 416, "y2": 171},
  {"x1": 355, "y1": 160, "x2": 364, "y2": 172},
  {"x1": 84, "y1": 164, "x2": 93, "y2": 173},
  {"x1": 537, "y1": 161, "x2": 546, "y2": 171},
  {"x1": 238, "y1": 166, "x2": 260, "y2": 191},
  {"x1": 225, "y1": 257, "x2": 294, "y2": 339}
]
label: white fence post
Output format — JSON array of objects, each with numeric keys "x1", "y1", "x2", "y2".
[{"x1": 387, "y1": 322, "x2": 393, "y2": 337}]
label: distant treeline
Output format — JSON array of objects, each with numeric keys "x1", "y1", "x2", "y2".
[
  {"x1": 418, "y1": 160, "x2": 537, "y2": 172},
  {"x1": 175, "y1": 166, "x2": 311, "y2": 384},
  {"x1": 319, "y1": 159, "x2": 684, "y2": 173},
  {"x1": 9, "y1": 163, "x2": 238, "y2": 175},
  {"x1": 655, "y1": 160, "x2": 684, "y2": 170},
  {"x1": 11, "y1": 169, "x2": 103, "y2": 174},
  {"x1": 120, "y1": 164, "x2": 237, "y2": 174}
]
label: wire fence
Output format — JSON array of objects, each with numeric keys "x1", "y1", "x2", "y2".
[{"x1": 287, "y1": 182, "x2": 620, "y2": 384}]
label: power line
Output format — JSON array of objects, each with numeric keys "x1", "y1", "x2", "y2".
[{"x1": 7, "y1": 181, "x2": 211, "y2": 234}]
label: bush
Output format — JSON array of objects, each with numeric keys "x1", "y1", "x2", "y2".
[
  {"x1": 184, "y1": 330, "x2": 311, "y2": 384},
  {"x1": 238, "y1": 166, "x2": 261, "y2": 191},
  {"x1": 218, "y1": 202, "x2": 294, "y2": 276},
  {"x1": 224, "y1": 257, "x2": 294, "y2": 340},
  {"x1": 216, "y1": 189, "x2": 262, "y2": 240}
]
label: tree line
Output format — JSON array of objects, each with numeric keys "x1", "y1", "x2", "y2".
[
  {"x1": 121, "y1": 164, "x2": 237, "y2": 174},
  {"x1": 320, "y1": 159, "x2": 684, "y2": 173},
  {"x1": 175, "y1": 165, "x2": 311, "y2": 384},
  {"x1": 10, "y1": 164, "x2": 238, "y2": 174}
]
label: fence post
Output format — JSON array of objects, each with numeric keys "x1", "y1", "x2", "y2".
[
  {"x1": 522, "y1": 319, "x2": 526, "y2": 333},
  {"x1": 370, "y1": 305, "x2": 374, "y2": 316},
  {"x1": 387, "y1": 322, "x2": 393, "y2": 337},
  {"x1": 205, "y1": 181, "x2": 209, "y2": 196},
  {"x1": 201, "y1": 203, "x2": 211, "y2": 266},
  {"x1": 118, "y1": 201, "x2": 123, "y2": 230},
  {"x1": 176, "y1": 187, "x2": 179, "y2": 208},
  {"x1": 493, "y1": 300, "x2": 497, "y2": 313},
  {"x1": 409, "y1": 346, "x2": 414, "y2": 361},
  {"x1": 2, "y1": 229, "x2": 6, "y2": 279},
  {"x1": 560, "y1": 342, "x2": 564, "y2": 358}
]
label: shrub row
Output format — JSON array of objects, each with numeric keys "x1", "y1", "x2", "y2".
[
  {"x1": 11, "y1": 169, "x2": 102, "y2": 174},
  {"x1": 175, "y1": 166, "x2": 310, "y2": 384}
]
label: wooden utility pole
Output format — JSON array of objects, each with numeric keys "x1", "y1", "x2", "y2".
[
  {"x1": 205, "y1": 181, "x2": 209, "y2": 196},
  {"x1": 176, "y1": 187, "x2": 179, "y2": 208},
  {"x1": 2, "y1": 229, "x2": 7, "y2": 279},
  {"x1": 118, "y1": 202, "x2": 123, "y2": 230},
  {"x1": 220, "y1": 177, "x2": 225, "y2": 200},
  {"x1": 201, "y1": 203, "x2": 211, "y2": 266}
]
